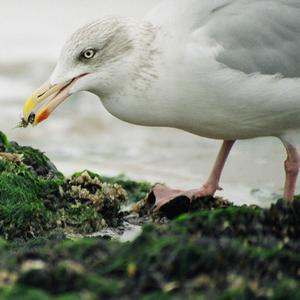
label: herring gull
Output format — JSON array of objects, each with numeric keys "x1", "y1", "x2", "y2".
[{"x1": 22, "y1": 0, "x2": 300, "y2": 207}]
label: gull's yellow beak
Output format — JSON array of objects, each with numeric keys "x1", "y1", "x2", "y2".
[{"x1": 22, "y1": 79, "x2": 74, "y2": 126}]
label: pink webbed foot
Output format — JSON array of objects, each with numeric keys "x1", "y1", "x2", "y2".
[
  {"x1": 152, "y1": 183, "x2": 221, "y2": 211},
  {"x1": 148, "y1": 140, "x2": 235, "y2": 217}
]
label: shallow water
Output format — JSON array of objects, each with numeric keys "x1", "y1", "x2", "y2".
[{"x1": 0, "y1": 0, "x2": 294, "y2": 206}]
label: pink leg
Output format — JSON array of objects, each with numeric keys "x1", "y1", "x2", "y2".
[
  {"x1": 153, "y1": 140, "x2": 235, "y2": 210},
  {"x1": 283, "y1": 144, "x2": 300, "y2": 202},
  {"x1": 194, "y1": 139, "x2": 235, "y2": 196}
]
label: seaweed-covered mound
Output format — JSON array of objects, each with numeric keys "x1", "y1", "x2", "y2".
[
  {"x1": 1, "y1": 130, "x2": 300, "y2": 299},
  {"x1": 0, "y1": 132, "x2": 148, "y2": 239},
  {"x1": 0, "y1": 133, "x2": 63, "y2": 240},
  {"x1": 0, "y1": 199, "x2": 300, "y2": 300},
  {"x1": 0, "y1": 131, "x2": 62, "y2": 178}
]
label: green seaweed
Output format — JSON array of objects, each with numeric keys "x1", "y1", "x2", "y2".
[
  {"x1": 0, "y1": 131, "x2": 62, "y2": 179},
  {"x1": 0, "y1": 158, "x2": 61, "y2": 239},
  {"x1": 0, "y1": 132, "x2": 128, "y2": 239},
  {"x1": 0, "y1": 211, "x2": 299, "y2": 300},
  {"x1": 0, "y1": 131, "x2": 8, "y2": 150}
]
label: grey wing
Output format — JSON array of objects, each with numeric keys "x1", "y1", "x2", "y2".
[{"x1": 205, "y1": 0, "x2": 300, "y2": 78}]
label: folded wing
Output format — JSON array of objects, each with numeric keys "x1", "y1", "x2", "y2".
[{"x1": 204, "y1": 0, "x2": 300, "y2": 78}]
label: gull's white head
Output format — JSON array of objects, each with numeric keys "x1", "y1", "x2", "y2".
[{"x1": 23, "y1": 17, "x2": 151, "y2": 125}]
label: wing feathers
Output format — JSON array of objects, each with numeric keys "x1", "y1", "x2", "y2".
[{"x1": 205, "y1": 0, "x2": 300, "y2": 77}]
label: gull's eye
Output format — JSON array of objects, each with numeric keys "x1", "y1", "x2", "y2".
[{"x1": 81, "y1": 49, "x2": 96, "y2": 60}]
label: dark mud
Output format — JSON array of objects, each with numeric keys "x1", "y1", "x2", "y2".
[{"x1": 0, "y1": 131, "x2": 299, "y2": 300}]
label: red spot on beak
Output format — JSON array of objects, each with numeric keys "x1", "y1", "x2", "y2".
[{"x1": 36, "y1": 110, "x2": 49, "y2": 124}]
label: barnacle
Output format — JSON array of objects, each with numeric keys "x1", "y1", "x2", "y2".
[{"x1": 63, "y1": 171, "x2": 128, "y2": 230}]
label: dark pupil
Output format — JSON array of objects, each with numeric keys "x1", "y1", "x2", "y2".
[{"x1": 86, "y1": 51, "x2": 92, "y2": 57}]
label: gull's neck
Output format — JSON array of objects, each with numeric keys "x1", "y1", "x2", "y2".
[
  {"x1": 98, "y1": 18, "x2": 172, "y2": 127},
  {"x1": 126, "y1": 20, "x2": 159, "y2": 90}
]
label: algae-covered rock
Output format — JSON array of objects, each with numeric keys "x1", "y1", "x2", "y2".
[
  {"x1": 1, "y1": 129, "x2": 300, "y2": 299},
  {"x1": 0, "y1": 132, "x2": 135, "y2": 239},
  {"x1": 0, "y1": 132, "x2": 62, "y2": 179},
  {"x1": 0, "y1": 133, "x2": 63, "y2": 239}
]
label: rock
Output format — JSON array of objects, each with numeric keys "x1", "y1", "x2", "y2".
[{"x1": 0, "y1": 132, "x2": 142, "y2": 240}]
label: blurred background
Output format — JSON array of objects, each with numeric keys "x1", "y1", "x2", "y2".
[{"x1": 0, "y1": 0, "x2": 292, "y2": 205}]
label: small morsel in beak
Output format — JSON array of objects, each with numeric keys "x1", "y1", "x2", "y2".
[
  {"x1": 28, "y1": 112, "x2": 36, "y2": 124},
  {"x1": 17, "y1": 112, "x2": 36, "y2": 128}
]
